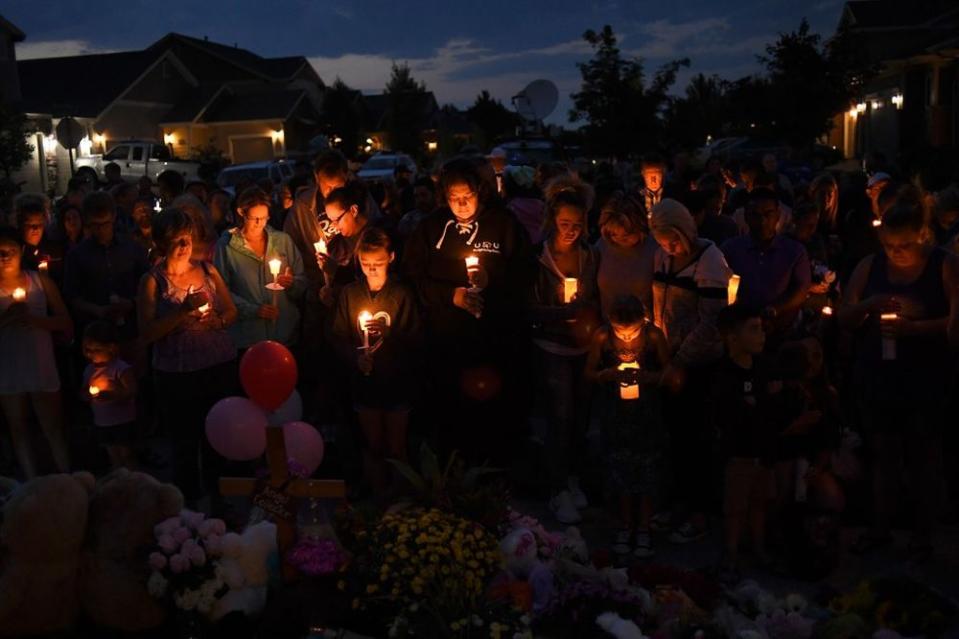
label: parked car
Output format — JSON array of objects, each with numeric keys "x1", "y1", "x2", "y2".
[
  {"x1": 356, "y1": 153, "x2": 417, "y2": 182},
  {"x1": 216, "y1": 160, "x2": 294, "y2": 196},
  {"x1": 496, "y1": 138, "x2": 566, "y2": 166},
  {"x1": 75, "y1": 140, "x2": 202, "y2": 184}
]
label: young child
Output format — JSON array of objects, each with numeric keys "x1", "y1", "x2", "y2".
[
  {"x1": 585, "y1": 295, "x2": 670, "y2": 559},
  {"x1": 711, "y1": 304, "x2": 781, "y2": 579},
  {"x1": 330, "y1": 227, "x2": 422, "y2": 499},
  {"x1": 82, "y1": 320, "x2": 138, "y2": 470}
]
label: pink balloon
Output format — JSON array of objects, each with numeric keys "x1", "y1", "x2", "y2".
[
  {"x1": 280, "y1": 421, "x2": 325, "y2": 476},
  {"x1": 205, "y1": 397, "x2": 267, "y2": 461}
]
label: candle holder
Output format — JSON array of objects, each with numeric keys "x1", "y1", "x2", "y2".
[
  {"x1": 727, "y1": 274, "x2": 741, "y2": 306},
  {"x1": 563, "y1": 278, "x2": 578, "y2": 304},
  {"x1": 880, "y1": 313, "x2": 898, "y2": 360},
  {"x1": 618, "y1": 362, "x2": 640, "y2": 400},
  {"x1": 464, "y1": 255, "x2": 482, "y2": 319},
  {"x1": 266, "y1": 258, "x2": 285, "y2": 291}
]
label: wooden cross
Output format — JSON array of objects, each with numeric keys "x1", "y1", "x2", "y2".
[{"x1": 219, "y1": 426, "x2": 346, "y2": 582}]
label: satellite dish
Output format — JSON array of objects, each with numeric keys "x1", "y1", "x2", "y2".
[{"x1": 512, "y1": 79, "x2": 559, "y2": 122}]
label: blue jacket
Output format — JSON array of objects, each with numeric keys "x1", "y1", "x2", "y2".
[{"x1": 213, "y1": 226, "x2": 306, "y2": 348}]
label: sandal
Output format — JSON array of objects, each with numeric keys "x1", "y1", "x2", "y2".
[
  {"x1": 850, "y1": 532, "x2": 893, "y2": 555},
  {"x1": 612, "y1": 528, "x2": 632, "y2": 555}
]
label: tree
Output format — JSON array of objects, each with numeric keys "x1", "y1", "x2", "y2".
[
  {"x1": 384, "y1": 62, "x2": 428, "y2": 154},
  {"x1": 663, "y1": 73, "x2": 731, "y2": 149},
  {"x1": 322, "y1": 77, "x2": 362, "y2": 157},
  {"x1": 569, "y1": 25, "x2": 688, "y2": 157},
  {"x1": 467, "y1": 90, "x2": 519, "y2": 149},
  {"x1": 0, "y1": 99, "x2": 34, "y2": 181}
]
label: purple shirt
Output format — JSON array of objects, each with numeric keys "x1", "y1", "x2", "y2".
[{"x1": 721, "y1": 234, "x2": 810, "y2": 310}]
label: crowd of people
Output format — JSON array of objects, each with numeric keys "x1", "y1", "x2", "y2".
[{"x1": 1, "y1": 146, "x2": 957, "y2": 581}]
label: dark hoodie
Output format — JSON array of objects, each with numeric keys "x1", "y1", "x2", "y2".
[{"x1": 402, "y1": 205, "x2": 532, "y2": 357}]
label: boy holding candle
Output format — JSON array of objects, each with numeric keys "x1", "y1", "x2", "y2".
[
  {"x1": 711, "y1": 304, "x2": 782, "y2": 579},
  {"x1": 329, "y1": 227, "x2": 422, "y2": 498},
  {"x1": 82, "y1": 320, "x2": 138, "y2": 470},
  {"x1": 584, "y1": 295, "x2": 669, "y2": 558}
]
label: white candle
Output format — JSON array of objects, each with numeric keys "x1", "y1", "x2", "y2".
[
  {"x1": 269, "y1": 258, "x2": 282, "y2": 277},
  {"x1": 821, "y1": 305, "x2": 834, "y2": 316},
  {"x1": 11, "y1": 287, "x2": 25, "y2": 302},
  {"x1": 881, "y1": 313, "x2": 898, "y2": 360},
  {"x1": 88, "y1": 384, "x2": 100, "y2": 397},
  {"x1": 727, "y1": 274, "x2": 741, "y2": 306},
  {"x1": 38, "y1": 260, "x2": 48, "y2": 272},
  {"x1": 872, "y1": 219, "x2": 882, "y2": 228},
  {"x1": 313, "y1": 239, "x2": 327, "y2": 255},
  {"x1": 464, "y1": 255, "x2": 479, "y2": 271},
  {"x1": 618, "y1": 362, "x2": 640, "y2": 400},
  {"x1": 358, "y1": 311, "x2": 372, "y2": 350},
  {"x1": 563, "y1": 278, "x2": 578, "y2": 304}
]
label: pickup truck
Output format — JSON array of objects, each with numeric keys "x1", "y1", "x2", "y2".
[{"x1": 76, "y1": 140, "x2": 202, "y2": 184}]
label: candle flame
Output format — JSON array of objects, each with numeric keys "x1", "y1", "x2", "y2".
[
  {"x1": 822, "y1": 305, "x2": 833, "y2": 316},
  {"x1": 464, "y1": 255, "x2": 479, "y2": 269},
  {"x1": 12, "y1": 287, "x2": 25, "y2": 301},
  {"x1": 880, "y1": 313, "x2": 898, "y2": 320},
  {"x1": 269, "y1": 258, "x2": 282, "y2": 275},
  {"x1": 88, "y1": 385, "x2": 100, "y2": 397}
]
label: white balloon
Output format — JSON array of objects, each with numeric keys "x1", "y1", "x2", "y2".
[{"x1": 266, "y1": 389, "x2": 302, "y2": 427}]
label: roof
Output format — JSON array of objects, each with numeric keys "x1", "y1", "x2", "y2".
[
  {"x1": 360, "y1": 91, "x2": 440, "y2": 131},
  {"x1": 18, "y1": 49, "x2": 163, "y2": 117},
  {"x1": 160, "y1": 83, "x2": 224, "y2": 123},
  {"x1": 148, "y1": 33, "x2": 315, "y2": 82},
  {"x1": 841, "y1": 0, "x2": 959, "y2": 29},
  {"x1": 0, "y1": 14, "x2": 25, "y2": 42},
  {"x1": 838, "y1": 1, "x2": 959, "y2": 64},
  {"x1": 199, "y1": 87, "x2": 305, "y2": 123}
]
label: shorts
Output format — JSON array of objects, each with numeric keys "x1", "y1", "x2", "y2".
[
  {"x1": 723, "y1": 458, "x2": 775, "y2": 518},
  {"x1": 94, "y1": 421, "x2": 136, "y2": 446}
]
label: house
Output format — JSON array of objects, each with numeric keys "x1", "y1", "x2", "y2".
[
  {"x1": 358, "y1": 91, "x2": 441, "y2": 154},
  {"x1": 0, "y1": 14, "x2": 24, "y2": 102},
  {"x1": 15, "y1": 32, "x2": 325, "y2": 192},
  {"x1": 829, "y1": 0, "x2": 959, "y2": 164}
]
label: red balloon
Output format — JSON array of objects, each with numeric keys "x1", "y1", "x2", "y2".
[{"x1": 240, "y1": 341, "x2": 298, "y2": 410}]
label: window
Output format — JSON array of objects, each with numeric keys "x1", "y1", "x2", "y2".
[
  {"x1": 104, "y1": 145, "x2": 129, "y2": 161},
  {"x1": 151, "y1": 145, "x2": 171, "y2": 160},
  {"x1": 131, "y1": 147, "x2": 144, "y2": 161}
]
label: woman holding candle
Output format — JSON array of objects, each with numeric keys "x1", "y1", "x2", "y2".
[
  {"x1": 528, "y1": 174, "x2": 599, "y2": 523},
  {"x1": 138, "y1": 208, "x2": 238, "y2": 499},
  {"x1": 320, "y1": 181, "x2": 377, "y2": 305},
  {"x1": 0, "y1": 226, "x2": 72, "y2": 478},
  {"x1": 330, "y1": 227, "x2": 423, "y2": 498},
  {"x1": 839, "y1": 200, "x2": 959, "y2": 561},
  {"x1": 584, "y1": 295, "x2": 669, "y2": 558},
  {"x1": 213, "y1": 187, "x2": 306, "y2": 349}
]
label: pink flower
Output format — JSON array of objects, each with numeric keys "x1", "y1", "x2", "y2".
[
  {"x1": 154, "y1": 516, "x2": 182, "y2": 538},
  {"x1": 204, "y1": 534, "x2": 223, "y2": 556},
  {"x1": 169, "y1": 553, "x2": 190, "y2": 574},
  {"x1": 172, "y1": 527, "x2": 191, "y2": 544},
  {"x1": 148, "y1": 552, "x2": 168, "y2": 571},
  {"x1": 157, "y1": 534, "x2": 178, "y2": 554},
  {"x1": 188, "y1": 546, "x2": 206, "y2": 567},
  {"x1": 199, "y1": 518, "x2": 226, "y2": 538},
  {"x1": 181, "y1": 510, "x2": 206, "y2": 531},
  {"x1": 180, "y1": 539, "x2": 198, "y2": 557}
]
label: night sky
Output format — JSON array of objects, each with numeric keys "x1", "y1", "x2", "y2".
[{"x1": 6, "y1": 0, "x2": 846, "y2": 123}]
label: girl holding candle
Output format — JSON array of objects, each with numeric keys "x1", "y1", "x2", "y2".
[
  {"x1": 82, "y1": 320, "x2": 138, "y2": 470},
  {"x1": 594, "y1": 192, "x2": 658, "y2": 318},
  {"x1": 213, "y1": 187, "x2": 306, "y2": 349},
  {"x1": 138, "y1": 209, "x2": 238, "y2": 499},
  {"x1": 840, "y1": 200, "x2": 959, "y2": 561},
  {"x1": 0, "y1": 226, "x2": 72, "y2": 478},
  {"x1": 584, "y1": 295, "x2": 669, "y2": 558},
  {"x1": 330, "y1": 227, "x2": 423, "y2": 498},
  {"x1": 528, "y1": 174, "x2": 599, "y2": 524}
]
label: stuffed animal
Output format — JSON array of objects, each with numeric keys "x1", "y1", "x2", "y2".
[
  {"x1": 78, "y1": 469, "x2": 184, "y2": 632},
  {"x1": 499, "y1": 527, "x2": 554, "y2": 615},
  {"x1": 596, "y1": 611, "x2": 646, "y2": 639},
  {"x1": 211, "y1": 520, "x2": 278, "y2": 620},
  {"x1": 0, "y1": 472, "x2": 95, "y2": 637}
]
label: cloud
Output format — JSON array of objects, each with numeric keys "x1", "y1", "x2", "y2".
[
  {"x1": 15, "y1": 39, "x2": 116, "y2": 60},
  {"x1": 621, "y1": 17, "x2": 771, "y2": 60}
]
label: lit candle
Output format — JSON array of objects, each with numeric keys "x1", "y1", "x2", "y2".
[
  {"x1": 880, "y1": 313, "x2": 898, "y2": 360},
  {"x1": 872, "y1": 219, "x2": 882, "y2": 228},
  {"x1": 38, "y1": 260, "x2": 49, "y2": 272},
  {"x1": 358, "y1": 311, "x2": 372, "y2": 350},
  {"x1": 153, "y1": 200, "x2": 162, "y2": 214},
  {"x1": 11, "y1": 287, "x2": 25, "y2": 302},
  {"x1": 464, "y1": 255, "x2": 479, "y2": 271},
  {"x1": 313, "y1": 239, "x2": 327, "y2": 256},
  {"x1": 88, "y1": 384, "x2": 100, "y2": 397},
  {"x1": 563, "y1": 278, "x2": 578, "y2": 304},
  {"x1": 727, "y1": 274, "x2": 741, "y2": 306},
  {"x1": 618, "y1": 362, "x2": 640, "y2": 400},
  {"x1": 198, "y1": 302, "x2": 210, "y2": 315},
  {"x1": 821, "y1": 305, "x2": 834, "y2": 316},
  {"x1": 269, "y1": 258, "x2": 282, "y2": 277}
]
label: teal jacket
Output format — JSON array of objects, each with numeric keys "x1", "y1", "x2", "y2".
[{"x1": 213, "y1": 226, "x2": 307, "y2": 348}]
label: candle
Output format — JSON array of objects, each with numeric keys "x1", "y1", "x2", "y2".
[
  {"x1": 821, "y1": 305, "x2": 834, "y2": 316},
  {"x1": 880, "y1": 313, "x2": 898, "y2": 360},
  {"x1": 358, "y1": 311, "x2": 372, "y2": 350},
  {"x1": 153, "y1": 199, "x2": 162, "y2": 213},
  {"x1": 563, "y1": 278, "x2": 578, "y2": 304},
  {"x1": 88, "y1": 384, "x2": 100, "y2": 397},
  {"x1": 269, "y1": 258, "x2": 282, "y2": 277},
  {"x1": 12, "y1": 287, "x2": 25, "y2": 302},
  {"x1": 38, "y1": 260, "x2": 48, "y2": 272},
  {"x1": 465, "y1": 255, "x2": 479, "y2": 271},
  {"x1": 727, "y1": 274, "x2": 741, "y2": 306},
  {"x1": 313, "y1": 239, "x2": 327, "y2": 255},
  {"x1": 618, "y1": 362, "x2": 640, "y2": 400},
  {"x1": 198, "y1": 303, "x2": 210, "y2": 315},
  {"x1": 872, "y1": 219, "x2": 882, "y2": 228}
]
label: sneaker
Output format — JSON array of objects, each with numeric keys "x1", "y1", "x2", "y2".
[
  {"x1": 567, "y1": 476, "x2": 588, "y2": 509},
  {"x1": 612, "y1": 528, "x2": 632, "y2": 555},
  {"x1": 549, "y1": 490, "x2": 582, "y2": 524},
  {"x1": 633, "y1": 530, "x2": 655, "y2": 558},
  {"x1": 650, "y1": 511, "x2": 672, "y2": 533},
  {"x1": 668, "y1": 522, "x2": 707, "y2": 544}
]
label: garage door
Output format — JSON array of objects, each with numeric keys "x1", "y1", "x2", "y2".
[{"x1": 231, "y1": 137, "x2": 274, "y2": 163}]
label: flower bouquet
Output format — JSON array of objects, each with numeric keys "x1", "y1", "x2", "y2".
[{"x1": 826, "y1": 577, "x2": 957, "y2": 638}]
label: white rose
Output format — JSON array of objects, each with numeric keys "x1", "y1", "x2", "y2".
[{"x1": 147, "y1": 572, "x2": 168, "y2": 598}]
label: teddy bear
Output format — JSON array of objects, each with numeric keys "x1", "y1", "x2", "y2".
[
  {"x1": 0, "y1": 471, "x2": 95, "y2": 637},
  {"x1": 498, "y1": 527, "x2": 554, "y2": 615},
  {"x1": 78, "y1": 468, "x2": 184, "y2": 632},
  {"x1": 211, "y1": 520, "x2": 278, "y2": 620}
]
